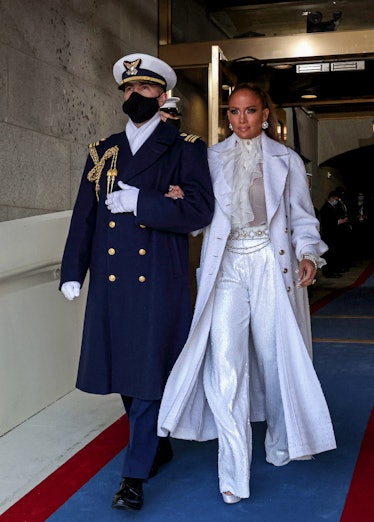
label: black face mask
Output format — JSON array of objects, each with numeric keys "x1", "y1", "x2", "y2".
[{"x1": 122, "y1": 91, "x2": 160, "y2": 123}]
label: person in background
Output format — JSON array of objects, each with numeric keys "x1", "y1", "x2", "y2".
[
  {"x1": 59, "y1": 53, "x2": 214, "y2": 512},
  {"x1": 158, "y1": 83, "x2": 336, "y2": 504},
  {"x1": 319, "y1": 190, "x2": 348, "y2": 278},
  {"x1": 160, "y1": 96, "x2": 182, "y2": 130},
  {"x1": 334, "y1": 186, "x2": 354, "y2": 271},
  {"x1": 353, "y1": 191, "x2": 371, "y2": 259}
]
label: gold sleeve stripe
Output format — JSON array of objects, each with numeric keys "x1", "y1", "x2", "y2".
[{"x1": 184, "y1": 134, "x2": 200, "y2": 143}]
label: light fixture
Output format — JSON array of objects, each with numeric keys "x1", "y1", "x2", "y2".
[
  {"x1": 271, "y1": 64, "x2": 293, "y2": 70},
  {"x1": 306, "y1": 11, "x2": 342, "y2": 33},
  {"x1": 297, "y1": 63, "x2": 329, "y2": 73},
  {"x1": 301, "y1": 87, "x2": 318, "y2": 99},
  {"x1": 297, "y1": 60, "x2": 365, "y2": 73},
  {"x1": 330, "y1": 61, "x2": 364, "y2": 71}
]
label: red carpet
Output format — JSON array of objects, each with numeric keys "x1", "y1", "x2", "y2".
[
  {"x1": 1, "y1": 263, "x2": 373, "y2": 521},
  {"x1": 0, "y1": 415, "x2": 129, "y2": 522},
  {"x1": 340, "y1": 407, "x2": 374, "y2": 522}
]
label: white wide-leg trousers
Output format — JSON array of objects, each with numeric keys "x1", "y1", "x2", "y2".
[{"x1": 203, "y1": 238, "x2": 289, "y2": 499}]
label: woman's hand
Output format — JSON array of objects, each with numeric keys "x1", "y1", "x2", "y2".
[
  {"x1": 298, "y1": 258, "x2": 317, "y2": 287},
  {"x1": 165, "y1": 184, "x2": 184, "y2": 200}
]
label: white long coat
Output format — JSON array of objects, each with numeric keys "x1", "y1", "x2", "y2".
[{"x1": 158, "y1": 133, "x2": 336, "y2": 459}]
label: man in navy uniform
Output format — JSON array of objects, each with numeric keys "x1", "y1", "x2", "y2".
[{"x1": 60, "y1": 53, "x2": 214, "y2": 511}]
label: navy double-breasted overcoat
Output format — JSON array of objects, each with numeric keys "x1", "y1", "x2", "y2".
[{"x1": 60, "y1": 121, "x2": 214, "y2": 400}]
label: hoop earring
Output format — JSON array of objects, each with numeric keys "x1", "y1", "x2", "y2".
[
  {"x1": 228, "y1": 122, "x2": 233, "y2": 131},
  {"x1": 262, "y1": 121, "x2": 269, "y2": 130}
]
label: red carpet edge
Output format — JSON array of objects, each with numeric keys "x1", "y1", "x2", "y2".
[
  {"x1": 0, "y1": 415, "x2": 129, "y2": 521},
  {"x1": 340, "y1": 406, "x2": 374, "y2": 522}
]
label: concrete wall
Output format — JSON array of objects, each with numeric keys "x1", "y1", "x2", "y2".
[
  {"x1": 0, "y1": 212, "x2": 87, "y2": 436},
  {"x1": 0, "y1": 0, "x2": 159, "y2": 434},
  {"x1": 318, "y1": 117, "x2": 374, "y2": 165},
  {"x1": 0, "y1": 0, "x2": 158, "y2": 221},
  {"x1": 285, "y1": 108, "x2": 374, "y2": 211}
]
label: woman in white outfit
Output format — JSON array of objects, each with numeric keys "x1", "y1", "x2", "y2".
[{"x1": 159, "y1": 83, "x2": 336, "y2": 504}]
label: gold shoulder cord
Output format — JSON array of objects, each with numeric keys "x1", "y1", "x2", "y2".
[{"x1": 86, "y1": 143, "x2": 119, "y2": 201}]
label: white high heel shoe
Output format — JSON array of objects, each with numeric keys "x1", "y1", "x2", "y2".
[{"x1": 222, "y1": 492, "x2": 241, "y2": 504}]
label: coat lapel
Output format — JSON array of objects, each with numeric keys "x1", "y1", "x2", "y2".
[
  {"x1": 262, "y1": 133, "x2": 290, "y2": 226},
  {"x1": 119, "y1": 123, "x2": 178, "y2": 184}
]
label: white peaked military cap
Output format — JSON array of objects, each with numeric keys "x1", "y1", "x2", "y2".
[
  {"x1": 160, "y1": 96, "x2": 181, "y2": 112},
  {"x1": 113, "y1": 53, "x2": 177, "y2": 91}
]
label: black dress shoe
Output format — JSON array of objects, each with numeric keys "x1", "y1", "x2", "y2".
[
  {"x1": 112, "y1": 477, "x2": 143, "y2": 511},
  {"x1": 148, "y1": 437, "x2": 174, "y2": 478}
]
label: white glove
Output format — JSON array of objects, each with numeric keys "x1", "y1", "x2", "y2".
[
  {"x1": 61, "y1": 281, "x2": 81, "y2": 301},
  {"x1": 105, "y1": 181, "x2": 139, "y2": 214}
]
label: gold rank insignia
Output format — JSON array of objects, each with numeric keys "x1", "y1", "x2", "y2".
[
  {"x1": 123, "y1": 58, "x2": 141, "y2": 76},
  {"x1": 180, "y1": 133, "x2": 201, "y2": 143}
]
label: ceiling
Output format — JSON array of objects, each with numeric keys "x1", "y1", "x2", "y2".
[
  {"x1": 205, "y1": 0, "x2": 374, "y2": 38},
  {"x1": 203, "y1": 0, "x2": 374, "y2": 119}
]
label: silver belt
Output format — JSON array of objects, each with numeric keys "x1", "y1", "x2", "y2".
[
  {"x1": 228, "y1": 227, "x2": 269, "y2": 241},
  {"x1": 226, "y1": 227, "x2": 270, "y2": 255}
]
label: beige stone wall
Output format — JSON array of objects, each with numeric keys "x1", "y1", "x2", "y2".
[
  {"x1": 0, "y1": 0, "x2": 158, "y2": 221},
  {"x1": 285, "y1": 108, "x2": 374, "y2": 212},
  {"x1": 318, "y1": 118, "x2": 374, "y2": 165}
]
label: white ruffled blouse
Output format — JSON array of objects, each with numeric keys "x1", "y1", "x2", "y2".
[{"x1": 229, "y1": 134, "x2": 267, "y2": 231}]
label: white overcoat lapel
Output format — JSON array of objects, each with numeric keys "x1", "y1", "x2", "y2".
[{"x1": 261, "y1": 133, "x2": 290, "y2": 226}]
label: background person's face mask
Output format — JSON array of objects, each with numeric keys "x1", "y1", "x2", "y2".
[{"x1": 122, "y1": 91, "x2": 160, "y2": 123}]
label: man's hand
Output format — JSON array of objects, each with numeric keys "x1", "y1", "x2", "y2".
[
  {"x1": 105, "y1": 181, "x2": 139, "y2": 213},
  {"x1": 61, "y1": 281, "x2": 81, "y2": 300}
]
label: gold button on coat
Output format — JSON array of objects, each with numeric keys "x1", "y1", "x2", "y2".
[
  {"x1": 138, "y1": 249, "x2": 146, "y2": 256},
  {"x1": 108, "y1": 248, "x2": 115, "y2": 255},
  {"x1": 283, "y1": 268, "x2": 288, "y2": 273},
  {"x1": 279, "y1": 249, "x2": 285, "y2": 255},
  {"x1": 138, "y1": 276, "x2": 146, "y2": 283},
  {"x1": 109, "y1": 275, "x2": 116, "y2": 282},
  {"x1": 109, "y1": 221, "x2": 116, "y2": 228}
]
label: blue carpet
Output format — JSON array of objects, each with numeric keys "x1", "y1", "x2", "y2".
[
  {"x1": 47, "y1": 277, "x2": 374, "y2": 522},
  {"x1": 313, "y1": 287, "x2": 374, "y2": 317}
]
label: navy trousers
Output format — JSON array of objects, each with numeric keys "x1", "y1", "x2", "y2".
[{"x1": 121, "y1": 396, "x2": 161, "y2": 479}]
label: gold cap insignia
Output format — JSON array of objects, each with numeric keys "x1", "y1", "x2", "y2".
[{"x1": 123, "y1": 58, "x2": 141, "y2": 76}]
